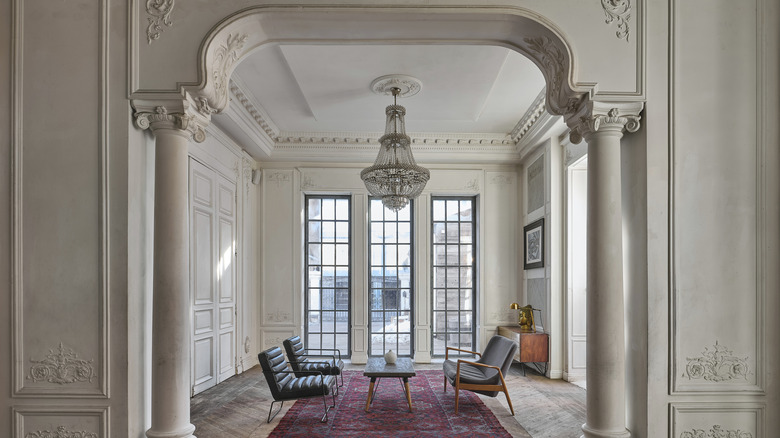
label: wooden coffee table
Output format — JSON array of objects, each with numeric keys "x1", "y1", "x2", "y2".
[{"x1": 363, "y1": 357, "x2": 416, "y2": 412}]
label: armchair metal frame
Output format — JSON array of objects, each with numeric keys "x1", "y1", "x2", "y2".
[
  {"x1": 444, "y1": 345, "x2": 515, "y2": 416},
  {"x1": 258, "y1": 347, "x2": 337, "y2": 424},
  {"x1": 283, "y1": 336, "x2": 345, "y2": 389},
  {"x1": 265, "y1": 368, "x2": 336, "y2": 423}
]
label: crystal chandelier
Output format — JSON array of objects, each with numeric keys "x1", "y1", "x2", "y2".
[{"x1": 361, "y1": 80, "x2": 430, "y2": 212}]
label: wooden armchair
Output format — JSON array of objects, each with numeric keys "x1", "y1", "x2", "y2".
[{"x1": 443, "y1": 335, "x2": 517, "y2": 415}]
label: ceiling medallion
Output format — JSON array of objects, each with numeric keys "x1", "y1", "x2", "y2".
[{"x1": 361, "y1": 75, "x2": 430, "y2": 212}]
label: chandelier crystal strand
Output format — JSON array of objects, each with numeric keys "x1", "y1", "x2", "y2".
[{"x1": 361, "y1": 87, "x2": 430, "y2": 212}]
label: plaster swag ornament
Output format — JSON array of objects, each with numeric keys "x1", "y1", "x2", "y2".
[
  {"x1": 683, "y1": 341, "x2": 750, "y2": 382},
  {"x1": 680, "y1": 425, "x2": 753, "y2": 438},
  {"x1": 601, "y1": 0, "x2": 632, "y2": 42},
  {"x1": 27, "y1": 343, "x2": 96, "y2": 385},
  {"x1": 24, "y1": 426, "x2": 98, "y2": 438},
  {"x1": 146, "y1": 0, "x2": 175, "y2": 45}
]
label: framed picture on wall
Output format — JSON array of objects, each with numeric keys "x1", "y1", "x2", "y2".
[{"x1": 523, "y1": 218, "x2": 544, "y2": 269}]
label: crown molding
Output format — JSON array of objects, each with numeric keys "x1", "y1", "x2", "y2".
[{"x1": 219, "y1": 78, "x2": 561, "y2": 163}]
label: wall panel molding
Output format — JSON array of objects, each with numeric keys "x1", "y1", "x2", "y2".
[
  {"x1": 12, "y1": 0, "x2": 110, "y2": 399},
  {"x1": 13, "y1": 407, "x2": 108, "y2": 438},
  {"x1": 670, "y1": 403, "x2": 763, "y2": 438}
]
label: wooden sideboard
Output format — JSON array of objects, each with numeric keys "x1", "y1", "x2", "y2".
[{"x1": 497, "y1": 326, "x2": 549, "y2": 376}]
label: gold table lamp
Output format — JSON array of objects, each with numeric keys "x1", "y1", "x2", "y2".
[{"x1": 509, "y1": 302, "x2": 536, "y2": 332}]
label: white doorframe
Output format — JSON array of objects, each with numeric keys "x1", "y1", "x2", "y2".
[{"x1": 564, "y1": 155, "x2": 588, "y2": 386}]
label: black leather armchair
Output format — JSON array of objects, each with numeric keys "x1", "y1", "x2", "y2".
[
  {"x1": 443, "y1": 335, "x2": 517, "y2": 415},
  {"x1": 283, "y1": 335, "x2": 345, "y2": 391},
  {"x1": 257, "y1": 346, "x2": 337, "y2": 423}
]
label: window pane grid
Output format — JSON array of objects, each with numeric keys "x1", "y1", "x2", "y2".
[
  {"x1": 305, "y1": 195, "x2": 351, "y2": 357},
  {"x1": 431, "y1": 197, "x2": 476, "y2": 357},
  {"x1": 369, "y1": 199, "x2": 413, "y2": 357}
]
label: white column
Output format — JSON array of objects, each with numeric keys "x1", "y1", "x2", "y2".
[
  {"x1": 569, "y1": 105, "x2": 641, "y2": 438},
  {"x1": 135, "y1": 105, "x2": 208, "y2": 438}
]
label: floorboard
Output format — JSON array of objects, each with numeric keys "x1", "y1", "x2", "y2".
[{"x1": 191, "y1": 361, "x2": 586, "y2": 438}]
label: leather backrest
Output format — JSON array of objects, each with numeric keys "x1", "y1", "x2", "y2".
[
  {"x1": 479, "y1": 335, "x2": 518, "y2": 376},
  {"x1": 258, "y1": 347, "x2": 292, "y2": 399},
  {"x1": 282, "y1": 336, "x2": 308, "y2": 371}
]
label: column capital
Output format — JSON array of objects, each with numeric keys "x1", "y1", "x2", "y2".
[
  {"x1": 133, "y1": 95, "x2": 215, "y2": 143},
  {"x1": 566, "y1": 100, "x2": 643, "y2": 144}
]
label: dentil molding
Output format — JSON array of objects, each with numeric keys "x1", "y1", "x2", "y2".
[
  {"x1": 145, "y1": 0, "x2": 175, "y2": 45},
  {"x1": 601, "y1": 0, "x2": 632, "y2": 42}
]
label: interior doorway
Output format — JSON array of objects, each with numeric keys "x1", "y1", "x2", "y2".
[{"x1": 564, "y1": 155, "x2": 587, "y2": 387}]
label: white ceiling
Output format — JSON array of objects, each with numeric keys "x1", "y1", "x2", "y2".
[{"x1": 215, "y1": 43, "x2": 553, "y2": 161}]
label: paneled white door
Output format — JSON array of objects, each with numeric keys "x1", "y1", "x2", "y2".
[{"x1": 190, "y1": 158, "x2": 237, "y2": 396}]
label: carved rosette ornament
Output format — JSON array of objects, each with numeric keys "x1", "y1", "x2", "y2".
[
  {"x1": 134, "y1": 105, "x2": 207, "y2": 143},
  {"x1": 27, "y1": 343, "x2": 96, "y2": 385},
  {"x1": 568, "y1": 107, "x2": 641, "y2": 144},
  {"x1": 146, "y1": 0, "x2": 175, "y2": 45}
]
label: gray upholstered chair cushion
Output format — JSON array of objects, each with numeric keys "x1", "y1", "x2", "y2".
[{"x1": 443, "y1": 335, "x2": 517, "y2": 397}]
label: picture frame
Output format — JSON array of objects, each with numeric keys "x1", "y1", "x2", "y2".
[{"x1": 523, "y1": 218, "x2": 544, "y2": 269}]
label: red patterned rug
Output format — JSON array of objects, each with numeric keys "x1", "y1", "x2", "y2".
[{"x1": 269, "y1": 369, "x2": 513, "y2": 437}]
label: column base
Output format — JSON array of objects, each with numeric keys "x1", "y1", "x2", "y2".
[
  {"x1": 581, "y1": 423, "x2": 631, "y2": 438},
  {"x1": 146, "y1": 424, "x2": 196, "y2": 438}
]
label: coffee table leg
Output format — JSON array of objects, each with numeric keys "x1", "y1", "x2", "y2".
[
  {"x1": 365, "y1": 377, "x2": 376, "y2": 412},
  {"x1": 403, "y1": 377, "x2": 412, "y2": 412}
]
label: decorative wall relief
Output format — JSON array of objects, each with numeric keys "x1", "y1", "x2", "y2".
[
  {"x1": 145, "y1": 0, "x2": 175, "y2": 44},
  {"x1": 266, "y1": 309, "x2": 290, "y2": 323},
  {"x1": 264, "y1": 336, "x2": 285, "y2": 349},
  {"x1": 27, "y1": 343, "x2": 96, "y2": 385},
  {"x1": 490, "y1": 175, "x2": 512, "y2": 186},
  {"x1": 464, "y1": 178, "x2": 479, "y2": 192},
  {"x1": 490, "y1": 311, "x2": 516, "y2": 324},
  {"x1": 266, "y1": 172, "x2": 291, "y2": 188},
  {"x1": 25, "y1": 426, "x2": 98, "y2": 438},
  {"x1": 680, "y1": 425, "x2": 752, "y2": 438},
  {"x1": 601, "y1": 0, "x2": 631, "y2": 42},
  {"x1": 301, "y1": 175, "x2": 316, "y2": 190},
  {"x1": 213, "y1": 34, "x2": 248, "y2": 105},
  {"x1": 683, "y1": 341, "x2": 750, "y2": 382}
]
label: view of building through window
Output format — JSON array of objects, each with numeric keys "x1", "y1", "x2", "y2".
[
  {"x1": 369, "y1": 199, "x2": 413, "y2": 356},
  {"x1": 431, "y1": 197, "x2": 476, "y2": 355},
  {"x1": 305, "y1": 196, "x2": 351, "y2": 357}
]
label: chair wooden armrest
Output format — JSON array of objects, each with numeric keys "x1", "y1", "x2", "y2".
[{"x1": 445, "y1": 346, "x2": 482, "y2": 360}]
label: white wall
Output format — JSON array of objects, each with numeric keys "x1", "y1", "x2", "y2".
[{"x1": 256, "y1": 163, "x2": 521, "y2": 363}]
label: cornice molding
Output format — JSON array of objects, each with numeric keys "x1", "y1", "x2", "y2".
[{"x1": 510, "y1": 88, "x2": 547, "y2": 143}]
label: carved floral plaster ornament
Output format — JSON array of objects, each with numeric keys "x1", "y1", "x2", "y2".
[
  {"x1": 27, "y1": 343, "x2": 96, "y2": 385},
  {"x1": 146, "y1": 0, "x2": 175, "y2": 45},
  {"x1": 24, "y1": 426, "x2": 98, "y2": 438},
  {"x1": 683, "y1": 341, "x2": 750, "y2": 382},
  {"x1": 601, "y1": 0, "x2": 632, "y2": 42},
  {"x1": 212, "y1": 33, "x2": 249, "y2": 108},
  {"x1": 680, "y1": 425, "x2": 752, "y2": 438}
]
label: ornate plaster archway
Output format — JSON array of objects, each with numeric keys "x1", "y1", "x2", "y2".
[{"x1": 132, "y1": 6, "x2": 642, "y2": 438}]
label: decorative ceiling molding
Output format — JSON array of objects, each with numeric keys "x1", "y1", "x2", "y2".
[
  {"x1": 223, "y1": 73, "x2": 556, "y2": 163},
  {"x1": 601, "y1": 0, "x2": 631, "y2": 42},
  {"x1": 510, "y1": 88, "x2": 547, "y2": 143},
  {"x1": 145, "y1": 0, "x2": 175, "y2": 45}
]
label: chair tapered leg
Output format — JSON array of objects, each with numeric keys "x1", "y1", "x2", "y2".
[
  {"x1": 454, "y1": 382, "x2": 460, "y2": 414},
  {"x1": 498, "y1": 371, "x2": 515, "y2": 416}
]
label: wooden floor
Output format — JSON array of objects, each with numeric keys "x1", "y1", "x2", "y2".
[{"x1": 191, "y1": 361, "x2": 586, "y2": 438}]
